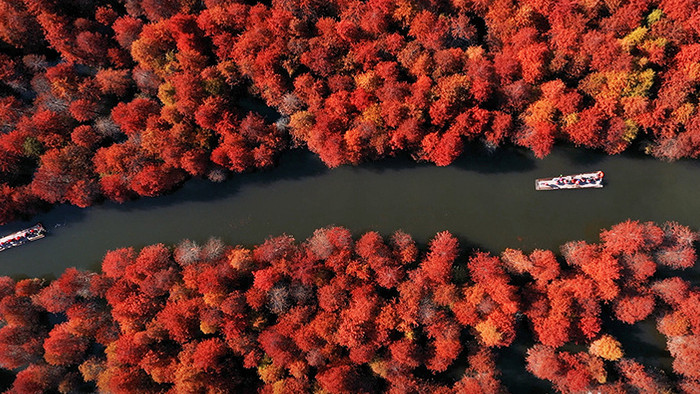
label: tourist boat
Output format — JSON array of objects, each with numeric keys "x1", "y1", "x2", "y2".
[
  {"x1": 0, "y1": 223, "x2": 47, "y2": 252},
  {"x1": 535, "y1": 171, "x2": 604, "y2": 190}
]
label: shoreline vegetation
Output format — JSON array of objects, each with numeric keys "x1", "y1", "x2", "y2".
[
  {"x1": 0, "y1": 220, "x2": 698, "y2": 393},
  {"x1": 1, "y1": 0, "x2": 700, "y2": 224}
]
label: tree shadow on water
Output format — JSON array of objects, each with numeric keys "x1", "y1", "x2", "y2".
[
  {"x1": 238, "y1": 95, "x2": 282, "y2": 123},
  {"x1": 604, "y1": 313, "x2": 674, "y2": 376},
  {"x1": 558, "y1": 144, "x2": 609, "y2": 167},
  {"x1": 353, "y1": 142, "x2": 538, "y2": 175},
  {"x1": 0, "y1": 369, "x2": 14, "y2": 392},
  {"x1": 105, "y1": 148, "x2": 330, "y2": 213},
  {"x1": 451, "y1": 143, "x2": 537, "y2": 174},
  {"x1": 0, "y1": 202, "x2": 87, "y2": 236},
  {"x1": 454, "y1": 235, "x2": 488, "y2": 255},
  {"x1": 495, "y1": 319, "x2": 552, "y2": 393},
  {"x1": 354, "y1": 152, "x2": 425, "y2": 174},
  {"x1": 0, "y1": 148, "x2": 330, "y2": 233}
]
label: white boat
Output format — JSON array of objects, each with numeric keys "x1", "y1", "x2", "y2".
[
  {"x1": 535, "y1": 171, "x2": 604, "y2": 190},
  {"x1": 0, "y1": 223, "x2": 47, "y2": 251}
]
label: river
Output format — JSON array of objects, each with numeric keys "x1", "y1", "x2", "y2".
[
  {"x1": 1, "y1": 144, "x2": 699, "y2": 279},
  {"x1": 1, "y1": 143, "x2": 697, "y2": 390}
]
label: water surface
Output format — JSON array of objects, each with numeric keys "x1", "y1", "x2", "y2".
[{"x1": 1, "y1": 145, "x2": 699, "y2": 279}]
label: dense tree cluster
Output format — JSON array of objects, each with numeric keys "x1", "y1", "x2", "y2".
[
  {"x1": 0, "y1": 0, "x2": 286, "y2": 224},
  {"x1": 227, "y1": 0, "x2": 700, "y2": 165},
  {"x1": 1, "y1": 0, "x2": 700, "y2": 223},
  {"x1": 0, "y1": 220, "x2": 698, "y2": 392}
]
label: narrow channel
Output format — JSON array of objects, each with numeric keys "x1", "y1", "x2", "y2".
[
  {"x1": 1, "y1": 144, "x2": 699, "y2": 280},
  {"x1": 1, "y1": 144, "x2": 698, "y2": 390}
]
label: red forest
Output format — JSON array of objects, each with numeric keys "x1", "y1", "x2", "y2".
[
  {"x1": 1, "y1": 0, "x2": 700, "y2": 223},
  {"x1": 0, "y1": 220, "x2": 698, "y2": 393}
]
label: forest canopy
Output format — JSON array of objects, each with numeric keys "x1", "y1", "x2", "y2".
[
  {"x1": 0, "y1": 220, "x2": 698, "y2": 393},
  {"x1": 1, "y1": 0, "x2": 700, "y2": 223}
]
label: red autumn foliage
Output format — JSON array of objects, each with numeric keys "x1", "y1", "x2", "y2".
[
  {"x1": 526, "y1": 345, "x2": 611, "y2": 393},
  {"x1": 601, "y1": 220, "x2": 650, "y2": 256},
  {"x1": 0, "y1": 222, "x2": 688, "y2": 392},
  {"x1": 78, "y1": 223, "x2": 697, "y2": 389},
  {"x1": 192, "y1": 338, "x2": 228, "y2": 373},
  {"x1": 525, "y1": 345, "x2": 561, "y2": 382},
  {"x1": 0, "y1": 325, "x2": 45, "y2": 369},
  {"x1": 9, "y1": 363, "x2": 63, "y2": 394},
  {"x1": 614, "y1": 293, "x2": 656, "y2": 324},
  {"x1": 0, "y1": 0, "x2": 698, "y2": 225},
  {"x1": 101, "y1": 247, "x2": 136, "y2": 279},
  {"x1": 111, "y1": 98, "x2": 159, "y2": 136},
  {"x1": 667, "y1": 335, "x2": 700, "y2": 380},
  {"x1": 1, "y1": 0, "x2": 700, "y2": 352},
  {"x1": 421, "y1": 231, "x2": 458, "y2": 284},
  {"x1": 617, "y1": 358, "x2": 667, "y2": 392},
  {"x1": 43, "y1": 323, "x2": 90, "y2": 366},
  {"x1": 316, "y1": 364, "x2": 362, "y2": 394}
]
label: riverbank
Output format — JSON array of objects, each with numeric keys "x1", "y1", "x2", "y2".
[{"x1": 0, "y1": 221, "x2": 695, "y2": 392}]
